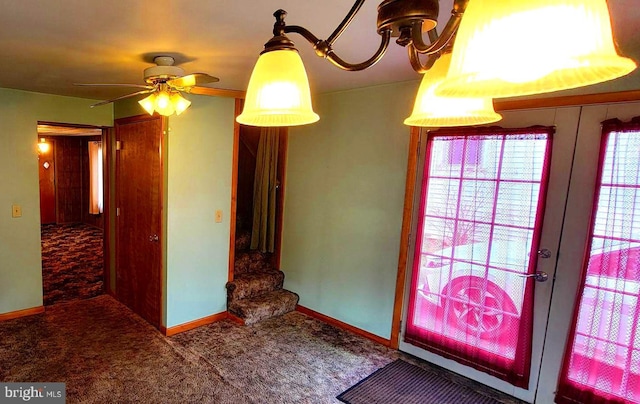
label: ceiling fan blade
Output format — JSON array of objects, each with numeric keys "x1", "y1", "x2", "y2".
[
  {"x1": 167, "y1": 73, "x2": 220, "y2": 89},
  {"x1": 188, "y1": 86, "x2": 246, "y2": 98},
  {"x1": 90, "y1": 89, "x2": 153, "y2": 108},
  {"x1": 75, "y1": 83, "x2": 154, "y2": 90}
]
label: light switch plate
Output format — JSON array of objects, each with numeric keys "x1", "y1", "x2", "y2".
[
  {"x1": 12, "y1": 204, "x2": 22, "y2": 218},
  {"x1": 215, "y1": 210, "x2": 223, "y2": 223}
]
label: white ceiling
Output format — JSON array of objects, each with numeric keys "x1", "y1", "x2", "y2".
[{"x1": 0, "y1": 0, "x2": 638, "y2": 103}]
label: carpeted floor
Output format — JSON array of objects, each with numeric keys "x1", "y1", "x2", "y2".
[
  {"x1": 170, "y1": 306, "x2": 395, "y2": 402},
  {"x1": 0, "y1": 296, "x2": 525, "y2": 403},
  {"x1": 0, "y1": 296, "x2": 251, "y2": 403},
  {"x1": 41, "y1": 223, "x2": 104, "y2": 306}
]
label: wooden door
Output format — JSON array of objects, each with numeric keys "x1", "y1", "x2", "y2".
[
  {"x1": 115, "y1": 115, "x2": 163, "y2": 329},
  {"x1": 38, "y1": 138, "x2": 56, "y2": 224}
]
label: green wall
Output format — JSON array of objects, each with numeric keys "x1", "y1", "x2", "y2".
[
  {"x1": 0, "y1": 80, "x2": 415, "y2": 339},
  {"x1": 0, "y1": 88, "x2": 112, "y2": 315},
  {"x1": 164, "y1": 96, "x2": 235, "y2": 327},
  {"x1": 114, "y1": 97, "x2": 144, "y2": 120},
  {"x1": 281, "y1": 81, "x2": 419, "y2": 339},
  {"x1": 114, "y1": 95, "x2": 236, "y2": 328},
  {"x1": 115, "y1": 95, "x2": 235, "y2": 327}
]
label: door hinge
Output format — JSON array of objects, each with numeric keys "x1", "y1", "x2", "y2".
[
  {"x1": 116, "y1": 140, "x2": 122, "y2": 150},
  {"x1": 116, "y1": 207, "x2": 121, "y2": 217}
]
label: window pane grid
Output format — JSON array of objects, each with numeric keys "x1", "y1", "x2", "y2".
[
  {"x1": 406, "y1": 129, "x2": 552, "y2": 388},
  {"x1": 558, "y1": 128, "x2": 640, "y2": 403}
]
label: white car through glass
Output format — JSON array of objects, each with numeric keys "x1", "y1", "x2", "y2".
[
  {"x1": 417, "y1": 240, "x2": 640, "y2": 349},
  {"x1": 417, "y1": 240, "x2": 532, "y2": 340}
]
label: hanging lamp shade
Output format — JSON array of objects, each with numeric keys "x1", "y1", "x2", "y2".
[
  {"x1": 138, "y1": 93, "x2": 157, "y2": 115},
  {"x1": 171, "y1": 92, "x2": 192, "y2": 115},
  {"x1": 236, "y1": 49, "x2": 319, "y2": 127},
  {"x1": 139, "y1": 90, "x2": 192, "y2": 117},
  {"x1": 154, "y1": 90, "x2": 175, "y2": 116},
  {"x1": 405, "y1": 53, "x2": 501, "y2": 127},
  {"x1": 437, "y1": 0, "x2": 637, "y2": 99}
]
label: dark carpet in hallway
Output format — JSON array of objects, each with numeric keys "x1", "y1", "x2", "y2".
[{"x1": 41, "y1": 223, "x2": 103, "y2": 306}]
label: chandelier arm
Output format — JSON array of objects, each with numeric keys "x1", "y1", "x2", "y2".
[
  {"x1": 326, "y1": 0, "x2": 367, "y2": 45},
  {"x1": 427, "y1": 27, "x2": 438, "y2": 44},
  {"x1": 283, "y1": 25, "x2": 322, "y2": 48},
  {"x1": 284, "y1": 24, "x2": 392, "y2": 72},
  {"x1": 408, "y1": 44, "x2": 439, "y2": 74},
  {"x1": 410, "y1": 11, "x2": 461, "y2": 55},
  {"x1": 325, "y1": 29, "x2": 392, "y2": 71}
]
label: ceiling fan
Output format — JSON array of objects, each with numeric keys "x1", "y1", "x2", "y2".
[{"x1": 77, "y1": 55, "x2": 219, "y2": 115}]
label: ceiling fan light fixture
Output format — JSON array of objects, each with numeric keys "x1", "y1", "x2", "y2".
[
  {"x1": 438, "y1": 0, "x2": 637, "y2": 98},
  {"x1": 237, "y1": 48, "x2": 319, "y2": 127},
  {"x1": 138, "y1": 88, "x2": 192, "y2": 117},
  {"x1": 138, "y1": 93, "x2": 157, "y2": 115},
  {"x1": 154, "y1": 90, "x2": 175, "y2": 116},
  {"x1": 404, "y1": 53, "x2": 501, "y2": 127},
  {"x1": 83, "y1": 55, "x2": 217, "y2": 117},
  {"x1": 172, "y1": 92, "x2": 192, "y2": 115}
]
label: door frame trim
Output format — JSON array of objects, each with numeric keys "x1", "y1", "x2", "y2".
[
  {"x1": 228, "y1": 100, "x2": 242, "y2": 281},
  {"x1": 391, "y1": 126, "x2": 421, "y2": 349},
  {"x1": 229, "y1": 102, "x2": 289, "y2": 280},
  {"x1": 36, "y1": 121, "x2": 112, "y2": 298}
]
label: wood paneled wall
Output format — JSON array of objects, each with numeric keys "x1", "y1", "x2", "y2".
[
  {"x1": 46, "y1": 135, "x2": 104, "y2": 228},
  {"x1": 54, "y1": 137, "x2": 83, "y2": 223}
]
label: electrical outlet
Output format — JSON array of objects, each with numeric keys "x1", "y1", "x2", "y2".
[
  {"x1": 12, "y1": 204, "x2": 22, "y2": 218},
  {"x1": 215, "y1": 210, "x2": 223, "y2": 223}
]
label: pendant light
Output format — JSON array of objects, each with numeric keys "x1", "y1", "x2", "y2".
[
  {"x1": 438, "y1": 0, "x2": 637, "y2": 98},
  {"x1": 236, "y1": 38, "x2": 319, "y2": 127},
  {"x1": 242, "y1": 0, "x2": 636, "y2": 127},
  {"x1": 405, "y1": 52, "x2": 501, "y2": 127}
]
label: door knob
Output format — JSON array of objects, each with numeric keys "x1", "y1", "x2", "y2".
[
  {"x1": 537, "y1": 249, "x2": 552, "y2": 259},
  {"x1": 519, "y1": 271, "x2": 549, "y2": 282},
  {"x1": 149, "y1": 234, "x2": 159, "y2": 242}
]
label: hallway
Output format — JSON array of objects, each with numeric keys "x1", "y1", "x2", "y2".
[{"x1": 41, "y1": 223, "x2": 103, "y2": 306}]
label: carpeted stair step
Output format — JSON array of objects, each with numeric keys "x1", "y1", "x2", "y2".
[
  {"x1": 234, "y1": 250, "x2": 274, "y2": 275},
  {"x1": 226, "y1": 270, "x2": 285, "y2": 302},
  {"x1": 228, "y1": 289, "x2": 299, "y2": 325}
]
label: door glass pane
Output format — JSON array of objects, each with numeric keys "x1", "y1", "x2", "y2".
[
  {"x1": 557, "y1": 128, "x2": 640, "y2": 403},
  {"x1": 405, "y1": 129, "x2": 552, "y2": 388}
]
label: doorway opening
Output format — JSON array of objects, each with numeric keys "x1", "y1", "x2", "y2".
[
  {"x1": 37, "y1": 122, "x2": 107, "y2": 306},
  {"x1": 233, "y1": 124, "x2": 287, "y2": 275},
  {"x1": 226, "y1": 110, "x2": 298, "y2": 325}
]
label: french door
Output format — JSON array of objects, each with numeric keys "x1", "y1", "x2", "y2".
[
  {"x1": 405, "y1": 126, "x2": 553, "y2": 388},
  {"x1": 400, "y1": 108, "x2": 581, "y2": 402},
  {"x1": 556, "y1": 118, "x2": 640, "y2": 403}
]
